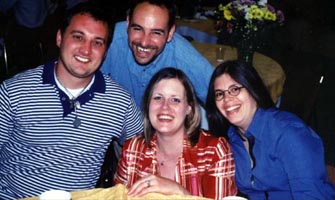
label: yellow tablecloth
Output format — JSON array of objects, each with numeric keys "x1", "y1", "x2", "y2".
[
  {"x1": 22, "y1": 184, "x2": 211, "y2": 200},
  {"x1": 176, "y1": 19, "x2": 217, "y2": 36},
  {"x1": 191, "y1": 41, "x2": 286, "y2": 103}
]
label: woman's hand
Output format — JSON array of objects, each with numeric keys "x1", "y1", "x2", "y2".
[{"x1": 127, "y1": 174, "x2": 190, "y2": 197}]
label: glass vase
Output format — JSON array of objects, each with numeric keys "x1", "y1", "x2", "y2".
[{"x1": 237, "y1": 39, "x2": 254, "y2": 67}]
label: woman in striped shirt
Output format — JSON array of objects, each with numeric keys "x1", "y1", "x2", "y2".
[{"x1": 114, "y1": 67, "x2": 237, "y2": 199}]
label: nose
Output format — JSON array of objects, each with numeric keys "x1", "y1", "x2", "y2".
[
  {"x1": 139, "y1": 33, "x2": 151, "y2": 47},
  {"x1": 79, "y1": 41, "x2": 92, "y2": 55},
  {"x1": 161, "y1": 99, "x2": 170, "y2": 109},
  {"x1": 222, "y1": 94, "x2": 234, "y2": 102}
]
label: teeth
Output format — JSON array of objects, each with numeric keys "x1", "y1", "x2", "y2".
[
  {"x1": 75, "y1": 56, "x2": 89, "y2": 62},
  {"x1": 226, "y1": 105, "x2": 240, "y2": 112},
  {"x1": 138, "y1": 46, "x2": 150, "y2": 52},
  {"x1": 158, "y1": 115, "x2": 173, "y2": 120}
]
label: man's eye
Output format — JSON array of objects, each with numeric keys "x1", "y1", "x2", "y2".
[
  {"x1": 152, "y1": 31, "x2": 164, "y2": 36},
  {"x1": 93, "y1": 41, "x2": 104, "y2": 47},
  {"x1": 130, "y1": 26, "x2": 141, "y2": 32},
  {"x1": 73, "y1": 35, "x2": 83, "y2": 41}
]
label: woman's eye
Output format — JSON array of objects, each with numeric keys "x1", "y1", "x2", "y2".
[
  {"x1": 171, "y1": 98, "x2": 181, "y2": 103},
  {"x1": 153, "y1": 96, "x2": 162, "y2": 101},
  {"x1": 230, "y1": 87, "x2": 238, "y2": 92},
  {"x1": 216, "y1": 92, "x2": 223, "y2": 97}
]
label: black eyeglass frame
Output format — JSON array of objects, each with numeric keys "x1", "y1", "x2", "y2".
[{"x1": 215, "y1": 85, "x2": 244, "y2": 101}]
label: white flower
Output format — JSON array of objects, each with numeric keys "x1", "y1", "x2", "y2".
[{"x1": 258, "y1": 0, "x2": 267, "y2": 6}]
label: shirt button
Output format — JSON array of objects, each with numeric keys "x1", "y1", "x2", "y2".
[{"x1": 61, "y1": 97, "x2": 66, "y2": 101}]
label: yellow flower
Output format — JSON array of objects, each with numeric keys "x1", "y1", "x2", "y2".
[
  {"x1": 252, "y1": 8, "x2": 264, "y2": 20},
  {"x1": 224, "y1": 9, "x2": 233, "y2": 21},
  {"x1": 264, "y1": 11, "x2": 276, "y2": 21}
]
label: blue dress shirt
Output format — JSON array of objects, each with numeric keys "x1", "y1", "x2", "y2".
[
  {"x1": 100, "y1": 21, "x2": 214, "y2": 108},
  {"x1": 228, "y1": 108, "x2": 335, "y2": 200}
]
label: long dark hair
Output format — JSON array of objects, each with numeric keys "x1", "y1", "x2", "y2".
[
  {"x1": 142, "y1": 67, "x2": 201, "y2": 147},
  {"x1": 206, "y1": 60, "x2": 275, "y2": 137}
]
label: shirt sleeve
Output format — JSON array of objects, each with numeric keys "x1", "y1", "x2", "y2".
[
  {"x1": 0, "y1": 82, "x2": 12, "y2": 147},
  {"x1": 121, "y1": 97, "x2": 143, "y2": 143},
  {"x1": 173, "y1": 33, "x2": 214, "y2": 105},
  {"x1": 114, "y1": 138, "x2": 131, "y2": 186},
  {"x1": 277, "y1": 122, "x2": 335, "y2": 199},
  {"x1": 202, "y1": 137, "x2": 238, "y2": 199}
]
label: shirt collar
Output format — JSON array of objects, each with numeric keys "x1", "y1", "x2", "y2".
[
  {"x1": 42, "y1": 60, "x2": 106, "y2": 116},
  {"x1": 228, "y1": 108, "x2": 267, "y2": 142}
]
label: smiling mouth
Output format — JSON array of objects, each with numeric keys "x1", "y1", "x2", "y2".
[
  {"x1": 158, "y1": 114, "x2": 173, "y2": 121},
  {"x1": 137, "y1": 46, "x2": 151, "y2": 52},
  {"x1": 226, "y1": 105, "x2": 240, "y2": 112},
  {"x1": 75, "y1": 55, "x2": 90, "y2": 63}
]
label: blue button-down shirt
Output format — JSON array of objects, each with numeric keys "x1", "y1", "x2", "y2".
[
  {"x1": 100, "y1": 21, "x2": 214, "y2": 108},
  {"x1": 228, "y1": 108, "x2": 335, "y2": 200}
]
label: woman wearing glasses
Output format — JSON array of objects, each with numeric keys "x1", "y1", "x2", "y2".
[
  {"x1": 114, "y1": 68, "x2": 237, "y2": 199},
  {"x1": 206, "y1": 60, "x2": 335, "y2": 200}
]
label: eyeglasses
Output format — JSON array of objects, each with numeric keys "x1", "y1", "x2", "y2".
[{"x1": 215, "y1": 85, "x2": 244, "y2": 101}]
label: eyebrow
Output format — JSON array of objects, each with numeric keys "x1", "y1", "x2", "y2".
[
  {"x1": 70, "y1": 30, "x2": 106, "y2": 43},
  {"x1": 129, "y1": 23, "x2": 166, "y2": 34}
]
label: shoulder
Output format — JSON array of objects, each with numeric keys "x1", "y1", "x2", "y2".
[
  {"x1": 253, "y1": 108, "x2": 319, "y2": 144},
  {"x1": 112, "y1": 21, "x2": 127, "y2": 40},
  {"x1": 1, "y1": 66, "x2": 45, "y2": 92},
  {"x1": 260, "y1": 108, "x2": 307, "y2": 129},
  {"x1": 103, "y1": 76, "x2": 134, "y2": 99},
  {"x1": 168, "y1": 34, "x2": 214, "y2": 69},
  {"x1": 123, "y1": 135, "x2": 147, "y2": 151},
  {"x1": 197, "y1": 130, "x2": 231, "y2": 152}
]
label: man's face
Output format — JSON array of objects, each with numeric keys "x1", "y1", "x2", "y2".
[
  {"x1": 56, "y1": 13, "x2": 109, "y2": 79},
  {"x1": 127, "y1": 2, "x2": 175, "y2": 65}
]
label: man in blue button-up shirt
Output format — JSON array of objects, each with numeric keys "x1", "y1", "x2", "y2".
[{"x1": 100, "y1": 0, "x2": 214, "y2": 109}]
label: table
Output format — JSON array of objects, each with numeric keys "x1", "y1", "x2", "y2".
[
  {"x1": 21, "y1": 184, "x2": 211, "y2": 200},
  {"x1": 191, "y1": 41, "x2": 286, "y2": 103},
  {"x1": 176, "y1": 19, "x2": 217, "y2": 43},
  {"x1": 176, "y1": 19, "x2": 217, "y2": 36}
]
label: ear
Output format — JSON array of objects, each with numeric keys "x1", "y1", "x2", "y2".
[
  {"x1": 167, "y1": 25, "x2": 175, "y2": 43},
  {"x1": 186, "y1": 104, "x2": 192, "y2": 115},
  {"x1": 126, "y1": 16, "x2": 130, "y2": 29},
  {"x1": 56, "y1": 30, "x2": 62, "y2": 48}
]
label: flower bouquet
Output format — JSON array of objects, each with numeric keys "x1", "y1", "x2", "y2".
[{"x1": 215, "y1": 0, "x2": 285, "y2": 65}]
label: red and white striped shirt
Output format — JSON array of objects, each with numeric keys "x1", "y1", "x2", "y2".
[{"x1": 114, "y1": 130, "x2": 237, "y2": 199}]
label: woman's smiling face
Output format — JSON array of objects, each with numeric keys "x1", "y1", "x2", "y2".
[
  {"x1": 149, "y1": 78, "x2": 191, "y2": 136},
  {"x1": 214, "y1": 73, "x2": 257, "y2": 132}
]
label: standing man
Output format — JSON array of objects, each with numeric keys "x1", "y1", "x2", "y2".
[
  {"x1": 0, "y1": 3, "x2": 143, "y2": 199},
  {"x1": 100, "y1": 0, "x2": 214, "y2": 110}
]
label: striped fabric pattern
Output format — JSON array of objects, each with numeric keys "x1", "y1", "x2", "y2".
[
  {"x1": 114, "y1": 130, "x2": 237, "y2": 200},
  {"x1": 0, "y1": 64, "x2": 143, "y2": 199}
]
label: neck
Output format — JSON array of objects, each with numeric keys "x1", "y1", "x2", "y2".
[
  {"x1": 156, "y1": 133, "x2": 184, "y2": 156},
  {"x1": 55, "y1": 63, "x2": 93, "y2": 89}
]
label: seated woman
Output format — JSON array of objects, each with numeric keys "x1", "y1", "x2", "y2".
[
  {"x1": 114, "y1": 67, "x2": 237, "y2": 199},
  {"x1": 206, "y1": 60, "x2": 335, "y2": 200}
]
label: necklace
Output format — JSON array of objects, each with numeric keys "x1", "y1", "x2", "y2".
[
  {"x1": 156, "y1": 145, "x2": 183, "y2": 166},
  {"x1": 158, "y1": 157, "x2": 178, "y2": 166},
  {"x1": 54, "y1": 71, "x2": 94, "y2": 128}
]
